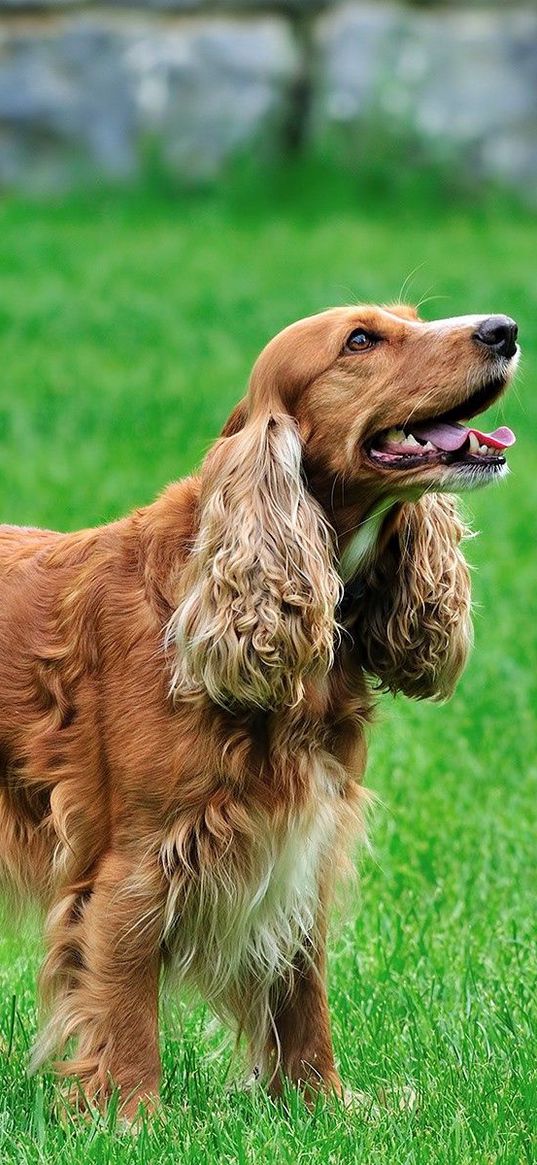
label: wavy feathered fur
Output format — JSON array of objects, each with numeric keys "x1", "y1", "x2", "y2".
[
  {"x1": 353, "y1": 494, "x2": 473, "y2": 700},
  {"x1": 167, "y1": 414, "x2": 341, "y2": 710},
  {"x1": 0, "y1": 302, "x2": 517, "y2": 1117}
]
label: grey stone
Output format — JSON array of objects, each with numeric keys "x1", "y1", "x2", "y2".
[
  {"x1": 0, "y1": 13, "x2": 298, "y2": 188},
  {"x1": 125, "y1": 16, "x2": 299, "y2": 178},
  {"x1": 314, "y1": 3, "x2": 537, "y2": 187},
  {"x1": 0, "y1": 2, "x2": 536, "y2": 192},
  {"x1": 0, "y1": 20, "x2": 140, "y2": 188},
  {"x1": 0, "y1": 0, "x2": 326, "y2": 9},
  {"x1": 111, "y1": 0, "x2": 325, "y2": 10},
  {"x1": 394, "y1": 10, "x2": 537, "y2": 145},
  {"x1": 314, "y1": 3, "x2": 406, "y2": 125},
  {"x1": 0, "y1": 1, "x2": 82, "y2": 7}
]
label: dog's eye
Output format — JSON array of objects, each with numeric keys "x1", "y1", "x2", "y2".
[{"x1": 345, "y1": 329, "x2": 378, "y2": 353}]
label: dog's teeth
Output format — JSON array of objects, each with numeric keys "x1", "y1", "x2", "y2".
[
  {"x1": 386, "y1": 428, "x2": 406, "y2": 442},
  {"x1": 423, "y1": 441, "x2": 436, "y2": 452},
  {"x1": 403, "y1": 434, "x2": 420, "y2": 448},
  {"x1": 479, "y1": 444, "x2": 489, "y2": 454},
  {"x1": 468, "y1": 433, "x2": 480, "y2": 454}
]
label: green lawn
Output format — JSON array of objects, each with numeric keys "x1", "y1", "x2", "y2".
[{"x1": 0, "y1": 170, "x2": 536, "y2": 1163}]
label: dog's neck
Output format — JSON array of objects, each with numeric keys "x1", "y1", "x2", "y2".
[
  {"x1": 337, "y1": 485, "x2": 426, "y2": 584},
  {"x1": 338, "y1": 497, "x2": 400, "y2": 583}
]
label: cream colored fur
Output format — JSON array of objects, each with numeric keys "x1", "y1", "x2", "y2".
[
  {"x1": 157, "y1": 748, "x2": 363, "y2": 1068},
  {"x1": 167, "y1": 414, "x2": 341, "y2": 710}
]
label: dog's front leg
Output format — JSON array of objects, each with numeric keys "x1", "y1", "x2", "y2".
[
  {"x1": 38, "y1": 850, "x2": 164, "y2": 1119},
  {"x1": 263, "y1": 915, "x2": 342, "y2": 1102}
]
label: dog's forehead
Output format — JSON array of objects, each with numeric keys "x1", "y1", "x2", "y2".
[
  {"x1": 263, "y1": 301, "x2": 497, "y2": 379},
  {"x1": 288, "y1": 304, "x2": 421, "y2": 339},
  {"x1": 273, "y1": 304, "x2": 497, "y2": 347},
  {"x1": 256, "y1": 305, "x2": 418, "y2": 386},
  {"x1": 384, "y1": 302, "x2": 420, "y2": 323}
]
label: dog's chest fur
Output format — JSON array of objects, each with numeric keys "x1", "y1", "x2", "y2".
[{"x1": 161, "y1": 752, "x2": 348, "y2": 1024}]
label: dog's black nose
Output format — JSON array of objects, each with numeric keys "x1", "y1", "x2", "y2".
[{"x1": 474, "y1": 315, "x2": 518, "y2": 358}]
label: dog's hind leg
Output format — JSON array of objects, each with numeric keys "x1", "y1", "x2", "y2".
[
  {"x1": 0, "y1": 749, "x2": 54, "y2": 901},
  {"x1": 34, "y1": 850, "x2": 165, "y2": 1119}
]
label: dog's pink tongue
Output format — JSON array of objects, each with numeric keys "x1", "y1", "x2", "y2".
[{"x1": 413, "y1": 422, "x2": 516, "y2": 451}]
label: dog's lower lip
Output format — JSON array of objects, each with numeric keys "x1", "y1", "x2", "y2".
[
  {"x1": 366, "y1": 446, "x2": 506, "y2": 471},
  {"x1": 365, "y1": 428, "x2": 510, "y2": 471}
]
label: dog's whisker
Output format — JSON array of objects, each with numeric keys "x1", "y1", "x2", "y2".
[{"x1": 397, "y1": 262, "x2": 427, "y2": 305}]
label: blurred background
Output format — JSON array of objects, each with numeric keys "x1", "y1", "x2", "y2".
[
  {"x1": 0, "y1": 0, "x2": 536, "y2": 194},
  {"x1": 0, "y1": 2, "x2": 536, "y2": 1160},
  {"x1": 0, "y1": 0, "x2": 536, "y2": 527}
]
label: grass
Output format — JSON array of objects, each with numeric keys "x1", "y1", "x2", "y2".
[{"x1": 0, "y1": 165, "x2": 536, "y2": 1163}]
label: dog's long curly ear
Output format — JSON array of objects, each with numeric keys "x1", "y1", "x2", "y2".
[
  {"x1": 167, "y1": 410, "x2": 341, "y2": 710},
  {"x1": 352, "y1": 494, "x2": 472, "y2": 701}
]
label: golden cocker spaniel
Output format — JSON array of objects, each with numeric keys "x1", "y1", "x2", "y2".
[{"x1": 0, "y1": 304, "x2": 518, "y2": 1115}]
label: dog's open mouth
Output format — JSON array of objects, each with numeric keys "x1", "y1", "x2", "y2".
[{"x1": 367, "y1": 379, "x2": 516, "y2": 472}]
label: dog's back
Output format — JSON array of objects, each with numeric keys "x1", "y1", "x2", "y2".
[
  {"x1": 0, "y1": 488, "x2": 198, "y2": 908},
  {"x1": 0, "y1": 526, "x2": 63, "y2": 891},
  {"x1": 0, "y1": 524, "x2": 67, "y2": 736},
  {"x1": 0, "y1": 522, "x2": 114, "y2": 897}
]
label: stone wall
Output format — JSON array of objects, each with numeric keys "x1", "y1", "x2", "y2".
[{"x1": 0, "y1": 1, "x2": 535, "y2": 191}]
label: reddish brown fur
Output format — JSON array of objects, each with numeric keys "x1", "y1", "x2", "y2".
[{"x1": 0, "y1": 304, "x2": 516, "y2": 1116}]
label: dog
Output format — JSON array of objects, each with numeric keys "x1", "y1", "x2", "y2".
[{"x1": 0, "y1": 304, "x2": 518, "y2": 1116}]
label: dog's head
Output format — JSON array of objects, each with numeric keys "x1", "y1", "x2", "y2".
[
  {"x1": 238, "y1": 303, "x2": 518, "y2": 497},
  {"x1": 169, "y1": 305, "x2": 518, "y2": 711}
]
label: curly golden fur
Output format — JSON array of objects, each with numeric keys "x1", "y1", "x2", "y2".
[
  {"x1": 167, "y1": 413, "x2": 341, "y2": 710},
  {"x1": 353, "y1": 494, "x2": 472, "y2": 701},
  {"x1": 0, "y1": 303, "x2": 518, "y2": 1117}
]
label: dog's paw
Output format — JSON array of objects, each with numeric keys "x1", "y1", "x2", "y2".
[
  {"x1": 340, "y1": 1084, "x2": 418, "y2": 1116},
  {"x1": 242, "y1": 1064, "x2": 262, "y2": 1090}
]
